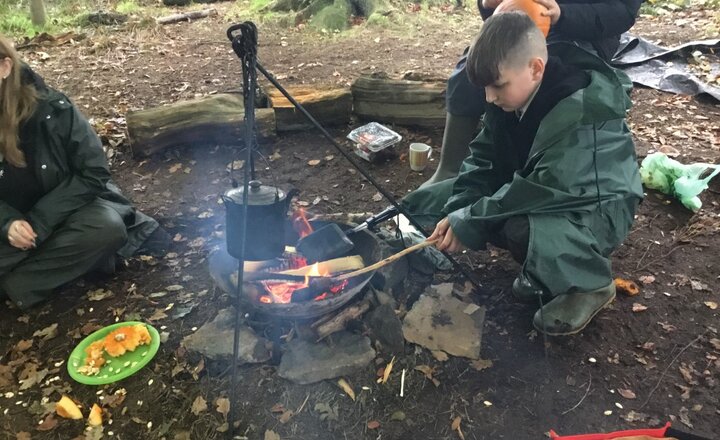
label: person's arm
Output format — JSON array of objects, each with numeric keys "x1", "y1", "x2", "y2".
[
  {"x1": 25, "y1": 96, "x2": 111, "y2": 243},
  {"x1": 441, "y1": 122, "x2": 505, "y2": 216},
  {"x1": 549, "y1": 0, "x2": 643, "y2": 40}
]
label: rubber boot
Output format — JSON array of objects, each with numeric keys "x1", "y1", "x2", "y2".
[
  {"x1": 533, "y1": 283, "x2": 616, "y2": 336},
  {"x1": 421, "y1": 113, "x2": 481, "y2": 188}
]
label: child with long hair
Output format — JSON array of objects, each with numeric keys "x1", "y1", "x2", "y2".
[{"x1": 0, "y1": 35, "x2": 165, "y2": 309}]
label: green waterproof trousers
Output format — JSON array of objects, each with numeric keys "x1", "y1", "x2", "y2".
[
  {"x1": 401, "y1": 177, "x2": 629, "y2": 297},
  {"x1": 0, "y1": 199, "x2": 129, "y2": 309}
]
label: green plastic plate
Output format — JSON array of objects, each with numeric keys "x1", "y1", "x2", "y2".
[{"x1": 67, "y1": 321, "x2": 160, "y2": 386}]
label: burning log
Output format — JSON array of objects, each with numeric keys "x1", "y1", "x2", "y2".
[
  {"x1": 126, "y1": 93, "x2": 275, "y2": 157},
  {"x1": 278, "y1": 255, "x2": 364, "y2": 277},
  {"x1": 351, "y1": 72, "x2": 447, "y2": 127}
]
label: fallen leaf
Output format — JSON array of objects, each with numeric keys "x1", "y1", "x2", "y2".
[
  {"x1": 618, "y1": 388, "x2": 637, "y2": 399},
  {"x1": 390, "y1": 411, "x2": 406, "y2": 421},
  {"x1": 215, "y1": 397, "x2": 230, "y2": 420},
  {"x1": 638, "y1": 275, "x2": 655, "y2": 284},
  {"x1": 379, "y1": 356, "x2": 395, "y2": 384},
  {"x1": 19, "y1": 365, "x2": 49, "y2": 390},
  {"x1": 367, "y1": 420, "x2": 380, "y2": 430},
  {"x1": 226, "y1": 160, "x2": 245, "y2": 171},
  {"x1": 690, "y1": 280, "x2": 709, "y2": 291},
  {"x1": 372, "y1": 192, "x2": 383, "y2": 202},
  {"x1": 704, "y1": 301, "x2": 718, "y2": 310},
  {"x1": 36, "y1": 414, "x2": 58, "y2": 431},
  {"x1": 169, "y1": 163, "x2": 182, "y2": 173},
  {"x1": 324, "y1": 155, "x2": 334, "y2": 161},
  {"x1": 32, "y1": 323, "x2": 58, "y2": 341},
  {"x1": 191, "y1": 396, "x2": 207, "y2": 416},
  {"x1": 678, "y1": 406, "x2": 693, "y2": 428},
  {"x1": 632, "y1": 303, "x2": 648, "y2": 312},
  {"x1": 337, "y1": 378, "x2": 356, "y2": 401},
  {"x1": 269, "y1": 152, "x2": 282, "y2": 161},
  {"x1": 451, "y1": 416, "x2": 465, "y2": 440},
  {"x1": 15, "y1": 339, "x2": 33, "y2": 352},
  {"x1": 87, "y1": 288, "x2": 114, "y2": 301},
  {"x1": 414, "y1": 365, "x2": 440, "y2": 387},
  {"x1": 307, "y1": 159, "x2": 321, "y2": 166},
  {"x1": 264, "y1": 430, "x2": 280, "y2": 440},
  {"x1": 279, "y1": 409, "x2": 294, "y2": 424},
  {"x1": 710, "y1": 338, "x2": 720, "y2": 350},
  {"x1": 470, "y1": 359, "x2": 493, "y2": 371},
  {"x1": 16, "y1": 432, "x2": 31, "y2": 440},
  {"x1": 270, "y1": 403, "x2": 286, "y2": 413}
]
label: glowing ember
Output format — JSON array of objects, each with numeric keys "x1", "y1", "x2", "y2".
[{"x1": 291, "y1": 208, "x2": 314, "y2": 238}]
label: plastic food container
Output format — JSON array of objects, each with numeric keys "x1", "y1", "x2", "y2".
[{"x1": 347, "y1": 122, "x2": 402, "y2": 162}]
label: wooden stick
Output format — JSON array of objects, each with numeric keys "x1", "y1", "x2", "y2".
[
  {"x1": 314, "y1": 296, "x2": 372, "y2": 340},
  {"x1": 333, "y1": 239, "x2": 438, "y2": 281}
]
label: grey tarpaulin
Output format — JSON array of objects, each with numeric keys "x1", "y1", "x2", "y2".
[{"x1": 611, "y1": 34, "x2": 720, "y2": 101}]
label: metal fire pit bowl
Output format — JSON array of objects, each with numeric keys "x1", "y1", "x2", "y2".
[{"x1": 238, "y1": 221, "x2": 380, "y2": 320}]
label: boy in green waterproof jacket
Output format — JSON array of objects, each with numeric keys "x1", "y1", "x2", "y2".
[{"x1": 402, "y1": 12, "x2": 643, "y2": 335}]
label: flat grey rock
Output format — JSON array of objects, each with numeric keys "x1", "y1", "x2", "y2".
[
  {"x1": 402, "y1": 293, "x2": 485, "y2": 359},
  {"x1": 181, "y1": 308, "x2": 271, "y2": 364},
  {"x1": 278, "y1": 332, "x2": 376, "y2": 384}
]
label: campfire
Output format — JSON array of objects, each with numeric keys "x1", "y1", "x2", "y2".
[{"x1": 242, "y1": 209, "x2": 368, "y2": 308}]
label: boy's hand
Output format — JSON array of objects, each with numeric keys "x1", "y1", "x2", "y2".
[
  {"x1": 482, "y1": 0, "x2": 504, "y2": 9},
  {"x1": 8, "y1": 220, "x2": 37, "y2": 250},
  {"x1": 534, "y1": 0, "x2": 561, "y2": 24},
  {"x1": 429, "y1": 218, "x2": 468, "y2": 253}
]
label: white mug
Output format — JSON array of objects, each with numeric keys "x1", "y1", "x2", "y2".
[{"x1": 409, "y1": 143, "x2": 433, "y2": 171}]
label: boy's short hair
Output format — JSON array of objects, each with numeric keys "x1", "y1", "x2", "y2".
[{"x1": 466, "y1": 12, "x2": 547, "y2": 88}]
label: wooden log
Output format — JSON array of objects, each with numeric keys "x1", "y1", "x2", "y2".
[
  {"x1": 351, "y1": 72, "x2": 447, "y2": 127},
  {"x1": 156, "y1": 8, "x2": 217, "y2": 25},
  {"x1": 313, "y1": 296, "x2": 372, "y2": 340},
  {"x1": 279, "y1": 255, "x2": 364, "y2": 276},
  {"x1": 268, "y1": 86, "x2": 352, "y2": 132},
  {"x1": 126, "y1": 93, "x2": 275, "y2": 157}
]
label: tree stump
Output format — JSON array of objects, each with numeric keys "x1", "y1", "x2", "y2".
[
  {"x1": 267, "y1": 86, "x2": 352, "y2": 132},
  {"x1": 127, "y1": 93, "x2": 275, "y2": 157},
  {"x1": 351, "y1": 72, "x2": 447, "y2": 127}
]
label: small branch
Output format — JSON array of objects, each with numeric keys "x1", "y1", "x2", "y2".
[
  {"x1": 639, "y1": 330, "x2": 708, "y2": 409},
  {"x1": 156, "y1": 8, "x2": 216, "y2": 25},
  {"x1": 635, "y1": 242, "x2": 653, "y2": 270},
  {"x1": 561, "y1": 373, "x2": 592, "y2": 415},
  {"x1": 636, "y1": 245, "x2": 685, "y2": 272}
]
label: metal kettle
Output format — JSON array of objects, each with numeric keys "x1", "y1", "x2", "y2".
[{"x1": 222, "y1": 180, "x2": 299, "y2": 260}]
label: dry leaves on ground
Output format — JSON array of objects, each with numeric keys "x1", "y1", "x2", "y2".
[{"x1": 191, "y1": 396, "x2": 207, "y2": 415}]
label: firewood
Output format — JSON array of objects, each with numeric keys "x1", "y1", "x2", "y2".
[
  {"x1": 278, "y1": 255, "x2": 364, "y2": 276},
  {"x1": 313, "y1": 296, "x2": 372, "y2": 340},
  {"x1": 126, "y1": 93, "x2": 275, "y2": 157},
  {"x1": 155, "y1": 8, "x2": 217, "y2": 25},
  {"x1": 267, "y1": 86, "x2": 352, "y2": 132}
]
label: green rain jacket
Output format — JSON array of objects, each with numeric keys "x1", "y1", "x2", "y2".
[
  {"x1": 0, "y1": 76, "x2": 157, "y2": 257},
  {"x1": 404, "y1": 44, "x2": 643, "y2": 295}
]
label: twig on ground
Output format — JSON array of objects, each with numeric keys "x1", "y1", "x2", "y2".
[
  {"x1": 296, "y1": 394, "x2": 309, "y2": 414},
  {"x1": 639, "y1": 330, "x2": 708, "y2": 409},
  {"x1": 635, "y1": 242, "x2": 653, "y2": 270},
  {"x1": 561, "y1": 373, "x2": 592, "y2": 415},
  {"x1": 636, "y1": 244, "x2": 685, "y2": 272}
]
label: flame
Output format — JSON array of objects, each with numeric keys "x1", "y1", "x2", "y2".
[
  {"x1": 292, "y1": 208, "x2": 314, "y2": 238},
  {"x1": 258, "y1": 261, "x2": 347, "y2": 304}
]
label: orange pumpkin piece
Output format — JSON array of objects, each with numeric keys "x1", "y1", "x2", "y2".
[
  {"x1": 56, "y1": 395, "x2": 83, "y2": 420},
  {"x1": 104, "y1": 326, "x2": 142, "y2": 357},
  {"x1": 614, "y1": 277, "x2": 640, "y2": 296},
  {"x1": 494, "y1": 0, "x2": 551, "y2": 37},
  {"x1": 134, "y1": 324, "x2": 152, "y2": 345},
  {"x1": 88, "y1": 403, "x2": 103, "y2": 426}
]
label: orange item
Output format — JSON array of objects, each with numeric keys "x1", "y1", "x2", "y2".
[
  {"x1": 550, "y1": 423, "x2": 675, "y2": 439},
  {"x1": 495, "y1": 0, "x2": 551, "y2": 37},
  {"x1": 104, "y1": 326, "x2": 142, "y2": 357},
  {"x1": 615, "y1": 277, "x2": 640, "y2": 296}
]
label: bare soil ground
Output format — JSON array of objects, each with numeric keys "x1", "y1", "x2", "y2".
[{"x1": 1, "y1": 4, "x2": 719, "y2": 440}]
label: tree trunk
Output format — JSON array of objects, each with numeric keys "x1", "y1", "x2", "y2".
[
  {"x1": 29, "y1": 0, "x2": 47, "y2": 26},
  {"x1": 126, "y1": 93, "x2": 275, "y2": 157},
  {"x1": 351, "y1": 72, "x2": 447, "y2": 127}
]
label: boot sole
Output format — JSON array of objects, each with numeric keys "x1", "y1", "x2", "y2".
[{"x1": 533, "y1": 291, "x2": 616, "y2": 336}]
